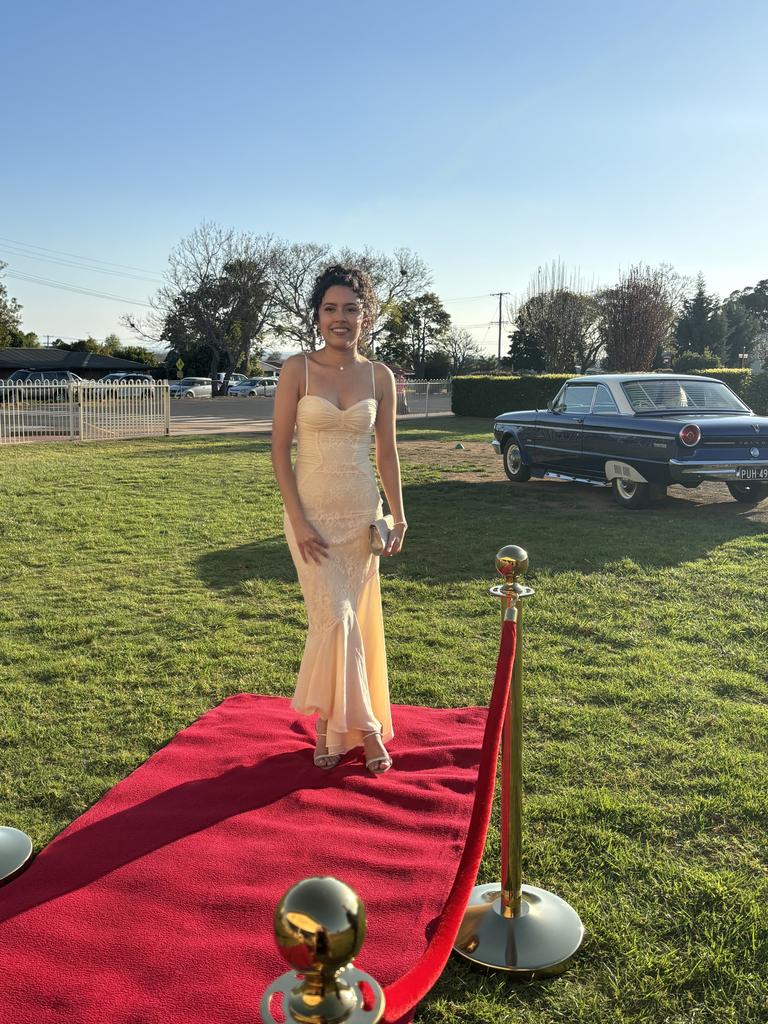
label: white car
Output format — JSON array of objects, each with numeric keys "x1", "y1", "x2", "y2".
[
  {"x1": 228, "y1": 377, "x2": 278, "y2": 397},
  {"x1": 170, "y1": 377, "x2": 213, "y2": 398},
  {"x1": 216, "y1": 372, "x2": 249, "y2": 385}
]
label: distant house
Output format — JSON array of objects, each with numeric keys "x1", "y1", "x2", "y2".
[
  {"x1": 256, "y1": 359, "x2": 282, "y2": 377},
  {"x1": 0, "y1": 347, "x2": 152, "y2": 380}
]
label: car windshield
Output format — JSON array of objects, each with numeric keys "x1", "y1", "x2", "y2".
[{"x1": 622, "y1": 379, "x2": 749, "y2": 414}]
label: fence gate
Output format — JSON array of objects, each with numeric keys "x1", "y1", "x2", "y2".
[{"x1": 0, "y1": 381, "x2": 171, "y2": 445}]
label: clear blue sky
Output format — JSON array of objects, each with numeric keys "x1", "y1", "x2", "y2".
[{"x1": 2, "y1": 0, "x2": 766, "y2": 353}]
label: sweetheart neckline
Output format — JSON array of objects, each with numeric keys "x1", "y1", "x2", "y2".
[{"x1": 299, "y1": 394, "x2": 378, "y2": 413}]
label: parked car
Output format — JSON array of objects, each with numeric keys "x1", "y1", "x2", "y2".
[
  {"x1": 97, "y1": 372, "x2": 155, "y2": 385},
  {"x1": 215, "y1": 372, "x2": 249, "y2": 384},
  {"x1": 170, "y1": 377, "x2": 213, "y2": 399},
  {"x1": 228, "y1": 377, "x2": 278, "y2": 397},
  {"x1": 1, "y1": 369, "x2": 83, "y2": 401},
  {"x1": 492, "y1": 374, "x2": 768, "y2": 508}
]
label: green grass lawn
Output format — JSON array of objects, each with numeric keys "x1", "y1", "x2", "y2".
[{"x1": 1, "y1": 425, "x2": 766, "y2": 1023}]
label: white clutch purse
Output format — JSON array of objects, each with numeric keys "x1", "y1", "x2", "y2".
[{"x1": 369, "y1": 514, "x2": 394, "y2": 555}]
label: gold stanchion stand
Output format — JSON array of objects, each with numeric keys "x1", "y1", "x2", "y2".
[
  {"x1": 261, "y1": 876, "x2": 384, "y2": 1023},
  {"x1": 453, "y1": 545, "x2": 584, "y2": 976},
  {"x1": 0, "y1": 827, "x2": 33, "y2": 886}
]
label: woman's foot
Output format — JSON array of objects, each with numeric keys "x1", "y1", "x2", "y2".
[
  {"x1": 314, "y1": 720, "x2": 341, "y2": 770},
  {"x1": 363, "y1": 730, "x2": 392, "y2": 776}
]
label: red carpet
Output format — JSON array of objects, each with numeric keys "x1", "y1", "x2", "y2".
[{"x1": 0, "y1": 694, "x2": 495, "y2": 1023}]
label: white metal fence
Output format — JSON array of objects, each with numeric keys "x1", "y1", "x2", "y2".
[
  {"x1": 0, "y1": 381, "x2": 171, "y2": 445},
  {"x1": 398, "y1": 379, "x2": 452, "y2": 417}
]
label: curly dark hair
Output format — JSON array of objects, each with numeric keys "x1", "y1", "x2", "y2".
[{"x1": 309, "y1": 264, "x2": 378, "y2": 339}]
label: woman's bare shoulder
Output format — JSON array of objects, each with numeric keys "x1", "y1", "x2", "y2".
[
  {"x1": 371, "y1": 360, "x2": 395, "y2": 384},
  {"x1": 281, "y1": 353, "x2": 305, "y2": 376}
]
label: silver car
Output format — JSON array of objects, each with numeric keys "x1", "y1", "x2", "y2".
[
  {"x1": 170, "y1": 377, "x2": 213, "y2": 399},
  {"x1": 228, "y1": 377, "x2": 278, "y2": 397}
]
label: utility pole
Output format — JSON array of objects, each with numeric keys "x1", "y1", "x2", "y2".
[{"x1": 490, "y1": 292, "x2": 510, "y2": 363}]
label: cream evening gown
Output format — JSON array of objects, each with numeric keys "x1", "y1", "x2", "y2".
[{"x1": 283, "y1": 356, "x2": 393, "y2": 756}]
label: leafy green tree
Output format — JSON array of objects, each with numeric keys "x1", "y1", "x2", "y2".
[
  {"x1": 728, "y1": 279, "x2": 768, "y2": 331},
  {"x1": 507, "y1": 325, "x2": 546, "y2": 373},
  {"x1": 422, "y1": 350, "x2": 452, "y2": 378},
  {"x1": 381, "y1": 292, "x2": 451, "y2": 376},
  {"x1": 375, "y1": 336, "x2": 413, "y2": 369},
  {"x1": 0, "y1": 262, "x2": 25, "y2": 348}
]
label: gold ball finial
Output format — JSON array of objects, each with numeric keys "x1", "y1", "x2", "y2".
[
  {"x1": 274, "y1": 876, "x2": 366, "y2": 974},
  {"x1": 496, "y1": 545, "x2": 529, "y2": 583},
  {"x1": 264, "y1": 876, "x2": 385, "y2": 1023}
]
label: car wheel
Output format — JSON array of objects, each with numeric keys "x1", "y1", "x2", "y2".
[
  {"x1": 502, "y1": 440, "x2": 531, "y2": 482},
  {"x1": 248, "y1": 390, "x2": 257, "y2": 397},
  {"x1": 612, "y1": 477, "x2": 651, "y2": 509},
  {"x1": 183, "y1": 390, "x2": 195, "y2": 398},
  {"x1": 726, "y1": 481, "x2": 768, "y2": 503}
]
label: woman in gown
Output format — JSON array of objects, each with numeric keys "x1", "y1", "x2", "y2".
[{"x1": 271, "y1": 264, "x2": 407, "y2": 774}]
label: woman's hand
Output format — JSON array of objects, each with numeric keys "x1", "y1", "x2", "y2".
[
  {"x1": 383, "y1": 522, "x2": 407, "y2": 557},
  {"x1": 293, "y1": 518, "x2": 330, "y2": 565}
]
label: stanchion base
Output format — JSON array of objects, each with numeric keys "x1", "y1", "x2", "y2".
[
  {"x1": 453, "y1": 883, "x2": 584, "y2": 976},
  {"x1": 261, "y1": 966, "x2": 385, "y2": 1024},
  {"x1": 0, "y1": 827, "x2": 34, "y2": 885}
]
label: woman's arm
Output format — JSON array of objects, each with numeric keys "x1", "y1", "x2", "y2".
[
  {"x1": 373, "y1": 363, "x2": 407, "y2": 556},
  {"x1": 271, "y1": 356, "x2": 329, "y2": 564}
]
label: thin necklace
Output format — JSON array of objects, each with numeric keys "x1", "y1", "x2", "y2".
[{"x1": 315, "y1": 350, "x2": 359, "y2": 371}]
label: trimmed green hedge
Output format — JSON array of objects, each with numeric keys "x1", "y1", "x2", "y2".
[
  {"x1": 452, "y1": 374, "x2": 571, "y2": 417},
  {"x1": 689, "y1": 367, "x2": 752, "y2": 400},
  {"x1": 452, "y1": 369, "x2": 768, "y2": 417}
]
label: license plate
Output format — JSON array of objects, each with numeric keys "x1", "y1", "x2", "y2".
[{"x1": 736, "y1": 467, "x2": 768, "y2": 480}]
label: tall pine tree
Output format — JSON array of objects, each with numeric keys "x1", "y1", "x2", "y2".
[{"x1": 673, "y1": 274, "x2": 725, "y2": 357}]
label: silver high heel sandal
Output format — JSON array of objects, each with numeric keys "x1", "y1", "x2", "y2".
[
  {"x1": 314, "y1": 725, "x2": 341, "y2": 770},
  {"x1": 363, "y1": 729, "x2": 392, "y2": 776}
]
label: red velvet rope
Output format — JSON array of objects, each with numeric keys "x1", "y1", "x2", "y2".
[{"x1": 382, "y1": 618, "x2": 517, "y2": 1022}]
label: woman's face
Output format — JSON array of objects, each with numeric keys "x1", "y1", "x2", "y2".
[{"x1": 317, "y1": 285, "x2": 365, "y2": 351}]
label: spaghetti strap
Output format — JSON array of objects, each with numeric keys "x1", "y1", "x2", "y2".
[
  {"x1": 304, "y1": 354, "x2": 310, "y2": 397},
  {"x1": 370, "y1": 360, "x2": 376, "y2": 401}
]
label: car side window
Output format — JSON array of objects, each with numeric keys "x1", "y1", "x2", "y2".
[
  {"x1": 560, "y1": 385, "x2": 596, "y2": 414},
  {"x1": 592, "y1": 384, "x2": 618, "y2": 414}
]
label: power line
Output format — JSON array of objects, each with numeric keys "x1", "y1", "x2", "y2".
[
  {"x1": 5, "y1": 269, "x2": 153, "y2": 307},
  {"x1": 0, "y1": 235, "x2": 161, "y2": 276},
  {"x1": 0, "y1": 244, "x2": 163, "y2": 285}
]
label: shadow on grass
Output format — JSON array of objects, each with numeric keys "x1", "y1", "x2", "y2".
[
  {"x1": 197, "y1": 476, "x2": 767, "y2": 595},
  {"x1": 198, "y1": 535, "x2": 296, "y2": 589},
  {"x1": 391, "y1": 478, "x2": 768, "y2": 580}
]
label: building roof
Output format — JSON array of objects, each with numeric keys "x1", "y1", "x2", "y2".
[{"x1": 0, "y1": 348, "x2": 148, "y2": 371}]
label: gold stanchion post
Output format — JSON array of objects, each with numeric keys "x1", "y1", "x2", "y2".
[
  {"x1": 0, "y1": 827, "x2": 33, "y2": 886},
  {"x1": 453, "y1": 545, "x2": 584, "y2": 976},
  {"x1": 261, "y1": 876, "x2": 385, "y2": 1023}
]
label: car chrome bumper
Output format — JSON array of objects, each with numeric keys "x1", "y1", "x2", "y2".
[
  {"x1": 491, "y1": 439, "x2": 501, "y2": 454},
  {"x1": 670, "y1": 459, "x2": 768, "y2": 480}
]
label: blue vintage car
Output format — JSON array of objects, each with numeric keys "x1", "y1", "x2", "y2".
[{"x1": 491, "y1": 374, "x2": 768, "y2": 508}]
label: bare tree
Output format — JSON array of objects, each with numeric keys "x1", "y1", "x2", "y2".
[
  {"x1": 509, "y1": 261, "x2": 601, "y2": 372},
  {"x1": 596, "y1": 264, "x2": 677, "y2": 371},
  {"x1": 266, "y1": 242, "x2": 431, "y2": 352},
  {"x1": 123, "y1": 222, "x2": 276, "y2": 387},
  {"x1": 434, "y1": 326, "x2": 482, "y2": 374}
]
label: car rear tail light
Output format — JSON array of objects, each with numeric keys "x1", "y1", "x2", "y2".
[{"x1": 679, "y1": 424, "x2": 701, "y2": 447}]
